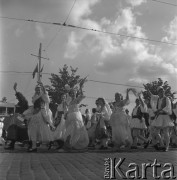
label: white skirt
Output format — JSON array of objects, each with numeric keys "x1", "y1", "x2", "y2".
[
  {"x1": 151, "y1": 114, "x2": 174, "y2": 128},
  {"x1": 28, "y1": 111, "x2": 53, "y2": 143},
  {"x1": 52, "y1": 115, "x2": 66, "y2": 141},
  {"x1": 130, "y1": 118, "x2": 147, "y2": 129}
]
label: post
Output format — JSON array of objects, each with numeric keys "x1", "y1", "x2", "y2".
[{"x1": 38, "y1": 43, "x2": 42, "y2": 83}]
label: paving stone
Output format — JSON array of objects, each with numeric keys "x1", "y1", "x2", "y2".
[{"x1": 0, "y1": 146, "x2": 177, "y2": 180}]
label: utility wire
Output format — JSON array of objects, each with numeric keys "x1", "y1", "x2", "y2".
[
  {"x1": 88, "y1": 80, "x2": 144, "y2": 88},
  {"x1": 63, "y1": 0, "x2": 77, "y2": 24},
  {"x1": 1, "y1": 16, "x2": 177, "y2": 46},
  {"x1": 45, "y1": 0, "x2": 77, "y2": 50},
  {"x1": 151, "y1": 0, "x2": 177, "y2": 7},
  {"x1": 0, "y1": 70, "x2": 144, "y2": 89}
]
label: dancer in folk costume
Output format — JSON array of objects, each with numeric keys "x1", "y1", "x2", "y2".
[
  {"x1": 4, "y1": 83, "x2": 29, "y2": 150},
  {"x1": 149, "y1": 86, "x2": 174, "y2": 151},
  {"x1": 63, "y1": 80, "x2": 89, "y2": 150},
  {"x1": 25, "y1": 83, "x2": 54, "y2": 152},
  {"x1": 85, "y1": 109, "x2": 92, "y2": 129},
  {"x1": 87, "y1": 108, "x2": 98, "y2": 147},
  {"x1": 50, "y1": 93, "x2": 71, "y2": 150},
  {"x1": 130, "y1": 95, "x2": 150, "y2": 149},
  {"x1": 110, "y1": 89, "x2": 132, "y2": 150},
  {"x1": 170, "y1": 102, "x2": 177, "y2": 147},
  {"x1": 94, "y1": 98, "x2": 112, "y2": 149},
  {"x1": 144, "y1": 99, "x2": 159, "y2": 149}
]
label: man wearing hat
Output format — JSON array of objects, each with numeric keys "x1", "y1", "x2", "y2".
[{"x1": 148, "y1": 86, "x2": 174, "y2": 152}]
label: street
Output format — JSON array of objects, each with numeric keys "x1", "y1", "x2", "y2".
[{"x1": 0, "y1": 145, "x2": 177, "y2": 180}]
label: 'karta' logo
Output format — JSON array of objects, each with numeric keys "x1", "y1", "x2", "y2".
[{"x1": 104, "y1": 158, "x2": 176, "y2": 179}]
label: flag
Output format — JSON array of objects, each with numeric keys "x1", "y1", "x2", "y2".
[
  {"x1": 40, "y1": 65, "x2": 44, "y2": 78},
  {"x1": 40, "y1": 65, "x2": 44, "y2": 72},
  {"x1": 32, "y1": 64, "x2": 38, "y2": 79}
]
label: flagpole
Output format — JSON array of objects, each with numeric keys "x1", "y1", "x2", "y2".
[{"x1": 38, "y1": 43, "x2": 42, "y2": 83}]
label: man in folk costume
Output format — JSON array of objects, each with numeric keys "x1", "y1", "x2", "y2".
[
  {"x1": 130, "y1": 96, "x2": 150, "y2": 149},
  {"x1": 4, "y1": 83, "x2": 29, "y2": 150},
  {"x1": 148, "y1": 86, "x2": 174, "y2": 152}
]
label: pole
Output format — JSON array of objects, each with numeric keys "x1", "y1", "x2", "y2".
[{"x1": 38, "y1": 43, "x2": 42, "y2": 83}]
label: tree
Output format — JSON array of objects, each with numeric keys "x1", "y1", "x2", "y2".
[
  {"x1": 48, "y1": 64, "x2": 86, "y2": 114},
  {"x1": 142, "y1": 78, "x2": 176, "y2": 102}
]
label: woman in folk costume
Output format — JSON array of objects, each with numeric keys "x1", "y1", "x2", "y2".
[
  {"x1": 63, "y1": 81, "x2": 89, "y2": 150},
  {"x1": 130, "y1": 95, "x2": 150, "y2": 149},
  {"x1": 110, "y1": 89, "x2": 132, "y2": 150},
  {"x1": 26, "y1": 83, "x2": 54, "y2": 152},
  {"x1": 170, "y1": 102, "x2": 177, "y2": 147},
  {"x1": 149, "y1": 86, "x2": 174, "y2": 152},
  {"x1": 50, "y1": 93, "x2": 71, "y2": 150},
  {"x1": 85, "y1": 109, "x2": 92, "y2": 129},
  {"x1": 144, "y1": 99, "x2": 159, "y2": 149},
  {"x1": 87, "y1": 107, "x2": 98, "y2": 147},
  {"x1": 95, "y1": 97, "x2": 112, "y2": 150}
]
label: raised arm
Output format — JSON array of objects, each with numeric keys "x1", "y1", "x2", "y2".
[
  {"x1": 121, "y1": 89, "x2": 130, "y2": 106},
  {"x1": 138, "y1": 93, "x2": 147, "y2": 113}
]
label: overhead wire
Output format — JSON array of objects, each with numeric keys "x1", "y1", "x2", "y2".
[
  {"x1": 151, "y1": 0, "x2": 177, "y2": 7},
  {"x1": 0, "y1": 70, "x2": 144, "y2": 89},
  {"x1": 44, "y1": 0, "x2": 77, "y2": 50},
  {"x1": 1, "y1": 16, "x2": 177, "y2": 46}
]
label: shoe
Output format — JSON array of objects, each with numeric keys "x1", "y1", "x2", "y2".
[
  {"x1": 108, "y1": 143, "x2": 114, "y2": 148},
  {"x1": 144, "y1": 140, "x2": 150, "y2": 149},
  {"x1": 28, "y1": 148, "x2": 37, "y2": 152},
  {"x1": 48, "y1": 142, "x2": 53, "y2": 150},
  {"x1": 158, "y1": 146, "x2": 166, "y2": 151},
  {"x1": 153, "y1": 144, "x2": 159, "y2": 150},
  {"x1": 99, "y1": 146, "x2": 108, "y2": 150},
  {"x1": 58, "y1": 149, "x2": 65, "y2": 152},
  {"x1": 4, "y1": 146, "x2": 14, "y2": 150},
  {"x1": 164, "y1": 147, "x2": 169, "y2": 152},
  {"x1": 131, "y1": 146, "x2": 137, "y2": 149}
]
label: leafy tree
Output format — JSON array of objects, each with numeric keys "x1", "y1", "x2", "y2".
[
  {"x1": 48, "y1": 64, "x2": 86, "y2": 114},
  {"x1": 142, "y1": 78, "x2": 176, "y2": 102}
]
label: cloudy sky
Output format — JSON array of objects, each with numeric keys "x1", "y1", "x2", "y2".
[{"x1": 0, "y1": 0, "x2": 177, "y2": 112}]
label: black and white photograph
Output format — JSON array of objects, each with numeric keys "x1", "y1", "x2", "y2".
[{"x1": 0, "y1": 0, "x2": 177, "y2": 179}]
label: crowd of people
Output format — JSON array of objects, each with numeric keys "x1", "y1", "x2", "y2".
[{"x1": 1, "y1": 81, "x2": 177, "y2": 153}]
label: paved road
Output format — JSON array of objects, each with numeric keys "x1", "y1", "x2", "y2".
[{"x1": 0, "y1": 145, "x2": 177, "y2": 180}]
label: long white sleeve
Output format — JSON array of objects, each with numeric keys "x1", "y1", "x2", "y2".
[
  {"x1": 150, "y1": 94, "x2": 159, "y2": 112},
  {"x1": 162, "y1": 97, "x2": 172, "y2": 115}
]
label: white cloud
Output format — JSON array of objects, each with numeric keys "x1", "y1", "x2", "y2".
[
  {"x1": 35, "y1": 24, "x2": 44, "y2": 39},
  {"x1": 15, "y1": 28, "x2": 23, "y2": 37},
  {"x1": 70, "y1": 0, "x2": 101, "y2": 23},
  {"x1": 64, "y1": 0, "x2": 177, "y2": 88},
  {"x1": 64, "y1": 31, "x2": 81, "y2": 59},
  {"x1": 162, "y1": 16, "x2": 177, "y2": 43},
  {"x1": 125, "y1": 0, "x2": 146, "y2": 7}
]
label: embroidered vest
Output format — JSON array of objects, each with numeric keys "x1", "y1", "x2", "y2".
[
  {"x1": 157, "y1": 97, "x2": 166, "y2": 110},
  {"x1": 132, "y1": 106, "x2": 143, "y2": 119}
]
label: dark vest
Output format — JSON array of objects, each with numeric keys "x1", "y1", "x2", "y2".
[
  {"x1": 132, "y1": 106, "x2": 143, "y2": 119},
  {"x1": 157, "y1": 97, "x2": 167, "y2": 110}
]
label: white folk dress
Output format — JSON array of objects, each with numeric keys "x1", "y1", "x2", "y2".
[
  {"x1": 64, "y1": 95, "x2": 89, "y2": 149},
  {"x1": 110, "y1": 99, "x2": 132, "y2": 148},
  {"x1": 27, "y1": 92, "x2": 54, "y2": 143}
]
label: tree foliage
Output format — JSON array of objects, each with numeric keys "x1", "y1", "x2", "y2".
[
  {"x1": 142, "y1": 78, "x2": 176, "y2": 102},
  {"x1": 48, "y1": 64, "x2": 85, "y2": 114}
]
